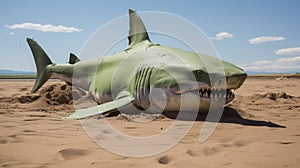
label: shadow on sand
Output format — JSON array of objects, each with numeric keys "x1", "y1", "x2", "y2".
[{"x1": 163, "y1": 107, "x2": 286, "y2": 128}]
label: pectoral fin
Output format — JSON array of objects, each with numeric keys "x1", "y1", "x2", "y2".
[{"x1": 63, "y1": 96, "x2": 133, "y2": 119}]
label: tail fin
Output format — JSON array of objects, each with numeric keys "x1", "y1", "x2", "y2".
[{"x1": 26, "y1": 38, "x2": 53, "y2": 93}]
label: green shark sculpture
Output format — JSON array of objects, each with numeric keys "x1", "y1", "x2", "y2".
[{"x1": 26, "y1": 9, "x2": 247, "y2": 119}]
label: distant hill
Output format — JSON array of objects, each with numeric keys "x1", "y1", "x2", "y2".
[
  {"x1": 245, "y1": 70, "x2": 299, "y2": 75},
  {"x1": 0, "y1": 69, "x2": 298, "y2": 76},
  {"x1": 0, "y1": 69, "x2": 35, "y2": 75}
]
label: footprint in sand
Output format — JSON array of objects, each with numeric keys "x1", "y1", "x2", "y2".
[
  {"x1": 187, "y1": 146, "x2": 222, "y2": 157},
  {"x1": 276, "y1": 141, "x2": 294, "y2": 145},
  {"x1": 22, "y1": 130, "x2": 36, "y2": 135},
  {"x1": 221, "y1": 138, "x2": 254, "y2": 148},
  {"x1": 58, "y1": 148, "x2": 89, "y2": 160},
  {"x1": 102, "y1": 129, "x2": 112, "y2": 134},
  {"x1": 203, "y1": 146, "x2": 222, "y2": 156},
  {"x1": 124, "y1": 126, "x2": 138, "y2": 129},
  {"x1": 22, "y1": 129, "x2": 36, "y2": 133},
  {"x1": 0, "y1": 134, "x2": 21, "y2": 144},
  {"x1": 23, "y1": 118, "x2": 44, "y2": 122},
  {"x1": 158, "y1": 155, "x2": 172, "y2": 165},
  {"x1": 19, "y1": 88, "x2": 28, "y2": 91},
  {"x1": 0, "y1": 137, "x2": 8, "y2": 144},
  {"x1": 186, "y1": 149, "x2": 201, "y2": 157}
]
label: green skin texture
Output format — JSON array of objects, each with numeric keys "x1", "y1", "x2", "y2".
[{"x1": 26, "y1": 9, "x2": 247, "y2": 119}]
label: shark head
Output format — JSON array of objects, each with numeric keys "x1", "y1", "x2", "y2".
[
  {"x1": 163, "y1": 56, "x2": 247, "y2": 112},
  {"x1": 128, "y1": 45, "x2": 247, "y2": 112},
  {"x1": 125, "y1": 9, "x2": 247, "y2": 112}
]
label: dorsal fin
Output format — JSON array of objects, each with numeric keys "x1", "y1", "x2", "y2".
[
  {"x1": 69, "y1": 53, "x2": 81, "y2": 64},
  {"x1": 127, "y1": 9, "x2": 151, "y2": 49}
]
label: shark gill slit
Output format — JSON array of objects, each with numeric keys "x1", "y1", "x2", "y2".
[
  {"x1": 134, "y1": 66, "x2": 153, "y2": 109},
  {"x1": 144, "y1": 67, "x2": 153, "y2": 100},
  {"x1": 139, "y1": 67, "x2": 148, "y2": 100}
]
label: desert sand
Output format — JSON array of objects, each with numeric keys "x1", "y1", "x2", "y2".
[{"x1": 0, "y1": 75, "x2": 299, "y2": 168}]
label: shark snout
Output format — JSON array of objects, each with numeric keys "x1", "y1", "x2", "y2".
[{"x1": 226, "y1": 73, "x2": 247, "y2": 89}]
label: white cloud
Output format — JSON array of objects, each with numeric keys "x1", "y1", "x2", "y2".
[
  {"x1": 5, "y1": 22, "x2": 82, "y2": 33},
  {"x1": 250, "y1": 60, "x2": 273, "y2": 66},
  {"x1": 248, "y1": 36, "x2": 285, "y2": 44},
  {"x1": 275, "y1": 47, "x2": 300, "y2": 56},
  {"x1": 241, "y1": 56, "x2": 300, "y2": 72},
  {"x1": 275, "y1": 56, "x2": 300, "y2": 64},
  {"x1": 210, "y1": 32, "x2": 234, "y2": 40},
  {"x1": 9, "y1": 32, "x2": 14, "y2": 35}
]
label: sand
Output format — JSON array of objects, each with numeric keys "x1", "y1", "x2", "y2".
[{"x1": 0, "y1": 76, "x2": 299, "y2": 168}]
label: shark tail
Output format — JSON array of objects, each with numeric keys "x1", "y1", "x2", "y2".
[{"x1": 26, "y1": 38, "x2": 53, "y2": 93}]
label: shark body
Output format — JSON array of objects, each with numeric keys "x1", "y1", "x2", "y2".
[{"x1": 26, "y1": 9, "x2": 247, "y2": 119}]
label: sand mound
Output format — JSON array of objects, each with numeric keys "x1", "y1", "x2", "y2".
[
  {"x1": 59, "y1": 148, "x2": 89, "y2": 160},
  {"x1": 0, "y1": 83, "x2": 71, "y2": 105},
  {"x1": 250, "y1": 92, "x2": 293, "y2": 101},
  {"x1": 0, "y1": 82, "x2": 78, "y2": 115},
  {"x1": 39, "y1": 83, "x2": 73, "y2": 105},
  {"x1": 0, "y1": 94, "x2": 42, "y2": 104},
  {"x1": 5, "y1": 83, "x2": 86, "y2": 106},
  {"x1": 17, "y1": 95, "x2": 41, "y2": 103},
  {"x1": 0, "y1": 83, "x2": 82, "y2": 114},
  {"x1": 231, "y1": 92, "x2": 296, "y2": 106}
]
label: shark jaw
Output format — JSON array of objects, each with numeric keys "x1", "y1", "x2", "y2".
[
  {"x1": 134, "y1": 89, "x2": 231, "y2": 114},
  {"x1": 177, "y1": 88, "x2": 235, "y2": 102},
  {"x1": 149, "y1": 85, "x2": 237, "y2": 113},
  {"x1": 171, "y1": 78, "x2": 242, "y2": 104}
]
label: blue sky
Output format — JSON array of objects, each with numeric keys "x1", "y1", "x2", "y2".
[{"x1": 1, "y1": 0, "x2": 300, "y2": 73}]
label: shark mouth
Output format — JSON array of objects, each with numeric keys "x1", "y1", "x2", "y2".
[
  {"x1": 175, "y1": 87, "x2": 235, "y2": 103},
  {"x1": 196, "y1": 88, "x2": 235, "y2": 99},
  {"x1": 173, "y1": 83, "x2": 235, "y2": 98}
]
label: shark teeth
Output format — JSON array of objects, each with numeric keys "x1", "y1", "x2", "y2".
[{"x1": 198, "y1": 88, "x2": 234, "y2": 99}]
